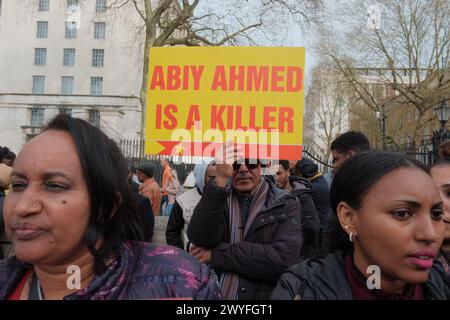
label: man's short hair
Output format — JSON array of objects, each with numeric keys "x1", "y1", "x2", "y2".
[
  {"x1": 137, "y1": 163, "x2": 155, "y2": 178},
  {"x1": 278, "y1": 160, "x2": 290, "y2": 172},
  {"x1": 331, "y1": 131, "x2": 370, "y2": 154},
  {"x1": 0, "y1": 146, "x2": 10, "y2": 162}
]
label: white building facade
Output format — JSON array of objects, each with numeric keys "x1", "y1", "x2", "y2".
[
  {"x1": 0, "y1": 0, "x2": 145, "y2": 153},
  {"x1": 303, "y1": 66, "x2": 350, "y2": 162}
]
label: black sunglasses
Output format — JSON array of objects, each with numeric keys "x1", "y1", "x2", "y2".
[{"x1": 232, "y1": 159, "x2": 260, "y2": 171}]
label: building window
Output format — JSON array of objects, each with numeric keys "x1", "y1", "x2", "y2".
[
  {"x1": 59, "y1": 107, "x2": 72, "y2": 115},
  {"x1": 61, "y1": 76, "x2": 74, "y2": 94},
  {"x1": 67, "y1": 0, "x2": 78, "y2": 6},
  {"x1": 37, "y1": 21, "x2": 49, "y2": 38},
  {"x1": 34, "y1": 48, "x2": 47, "y2": 66},
  {"x1": 65, "y1": 22, "x2": 77, "y2": 39},
  {"x1": 96, "y1": 0, "x2": 106, "y2": 13},
  {"x1": 38, "y1": 0, "x2": 49, "y2": 11},
  {"x1": 88, "y1": 110, "x2": 100, "y2": 127},
  {"x1": 90, "y1": 77, "x2": 103, "y2": 95},
  {"x1": 32, "y1": 76, "x2": 45, "y2": 94},
  {"x1": 31, "y1": 108, "x2": 45, "y2": 126},
  {"x1": 94, "y1": 22, "x2": 106, "y2": 39},
  {"x1": 63, "y1": 48, "x2": 75, "y2": 66},
  {"x1": 92, "y1": 49, "x2": 104, "y2": 67}
]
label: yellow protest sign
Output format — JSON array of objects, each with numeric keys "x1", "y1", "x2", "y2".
[{"x1": 145, "y1": 47, "x2": 305, "y2": 160}]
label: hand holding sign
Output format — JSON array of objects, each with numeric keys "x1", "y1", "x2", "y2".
[{"x1": 214, "y1": 141, "x2": 244, "y2": 187}]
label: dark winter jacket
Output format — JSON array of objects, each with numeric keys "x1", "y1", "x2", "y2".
[
  {"x1": 270, "y1": 251, "x2": 450, "y2": 300},
  {"x1": 130, "y1": 181, "x2": 154, "y2": 242},
  {"x1": 437, "y1": 252, "x2": 450, "y2": 281},
  {"x1": 0, "y1": 241, "x2": 221, "y2": 300},
  {"x1": 166, "y1": 200, "x2": 188, "y2": 250},
  {"x1": 133, "y1": 193, "x2": 155, "y2": 242},
  {"x1": 288, "y1": 176, "x2": 320, "y2": 258},
  {"x1": 187, "y1": 181, "x2": 303, "y2": 300},
  {"x1": 309, "y1": 174, "x2": 332, "y2": 251}
]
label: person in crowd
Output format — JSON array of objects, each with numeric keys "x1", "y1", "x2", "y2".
[
  {"x1": 0, "y1": 147, "x2": 13, "y2": 259},
  {"x1": 160, "y1": 158, "x2": 172, "y2": 215},
  {"x1": 129, "y1": 165, "x2": 140, "y2": 186},
  {"x1": 324, "y1": 131, "x2": 370, "y2": 188},
  {"x1": 0, "y1": 147, "x2": 12, "y2": 189},
  {"x1": 271, "y1": 151, "x2": 450, "y2": 300},
  {"x1": 430, "y1": 150, "x2": 450, "y2": 275},
  {"x1": 136, "y1": 163, "x2": 161, "y2": 216},
  {"x1": 274, "y1": 160, "x2": 320, "y2": 258},
  {"x1": 183, "y1": 170, "x2": 196, "y2": 189},
  {"x1": 187, "y1": 143, "x2": 303, "y2": 300},
  {"x1": 165, "y1": 168, "x2": 181, "y2": 216},
  {"x1": 166, "y1": 158, "x2": 216, "y2": 250},
  {"x1": 128, "y1": 169, "x2": 154, "y2": 242},
  {"x1": 438, "y1": 141, "x2": 450, "y2": 159},
  {"x1": 2, "y1": 149, "x2": 16, "y2": 167},
  {"x1": 323, "y1": 170, "x2": 333, "y2": 189},
  {"x1": 0, "y1": 114, "x2": 221, "y2": 300},
  {"x1": 296, "y1": 158, "x2": 332, "y2": 252},
  {"x1": 288, "y1": 160, "x2": 297, "y2": 174},
  {"x1": 261, "y1": 160, "x2": 275, "y2": 184}
]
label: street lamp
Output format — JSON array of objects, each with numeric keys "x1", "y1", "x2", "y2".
[
  {"x1": 434, "y1": 99, "x2": 450, "y2": 130},
  {"x1": 376, "y1": 104, "x2": 387, "y2": 150},
  {"x1": 432, "y1": 99, "x2": 450, "y2": 162}
]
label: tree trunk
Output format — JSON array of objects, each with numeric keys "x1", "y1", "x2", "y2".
[{"x1": 139, "y1": 32, "x2": 152, "y2": 139}]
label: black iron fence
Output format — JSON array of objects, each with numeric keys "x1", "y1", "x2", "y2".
[
  {"x1": 404, "y1": 147, "x2": 434, "y2": 166},
  {"x1": 119, "y1": 139, "x2": 438, "y2": 186},
  {"x1": 119, "y1": 139, "x2": 335, "y2": 176},
  {"x1": 120, "y1": 139, "x2": 145, "y2": 160},
  {"x1": 132, "y1": 159, "x2": 195, "y2": 188},
  {"x1": 119, "y1": 139, "x2": 194, "y2": 187}
]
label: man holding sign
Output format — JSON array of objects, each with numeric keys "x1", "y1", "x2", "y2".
[
  {"x1": 187, "y1": 142, "x2": 303, "y2": 300},
  {"x1": 146, "y1": 46, "x2": 306, "y2": 299}
]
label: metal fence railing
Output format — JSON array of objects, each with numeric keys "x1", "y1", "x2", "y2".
[
  {"x1": 119, "y1": 139, "x2": 437, "y2": 183},
  {"x1": 119, "y1": 139, "x2": 195, "y2": 187}
]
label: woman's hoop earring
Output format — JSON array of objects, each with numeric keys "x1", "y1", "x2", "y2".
[{"x1": 349, "y1": 232, "x2": 354, "y2": 242}]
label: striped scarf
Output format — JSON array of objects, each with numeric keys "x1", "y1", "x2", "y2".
[{"x1": 219, "y1": 178, "x2": 269, "y2": 299}]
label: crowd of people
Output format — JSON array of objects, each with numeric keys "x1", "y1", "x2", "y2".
[
  {"x1": 0, "y1": 114, "x2": 449, "y2": 300},
  {"x1": 0, "y1": 146, "x2": 15, "y2": 259}
]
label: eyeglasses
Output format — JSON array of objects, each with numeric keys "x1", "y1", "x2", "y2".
[{"x1": 232, "y1": 159, "x2": 260, "y2": 171}]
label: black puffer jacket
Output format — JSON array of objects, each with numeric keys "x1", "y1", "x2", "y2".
[
  {"x1": 288, "y1": 176, "x2": 320, "y2": 259},
  {"x1": 188, "y1": 180, "x2": 303, "y2": 300},
  {"x1": 271, "y1": 251, "x2": 450, "y2": 300}
]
